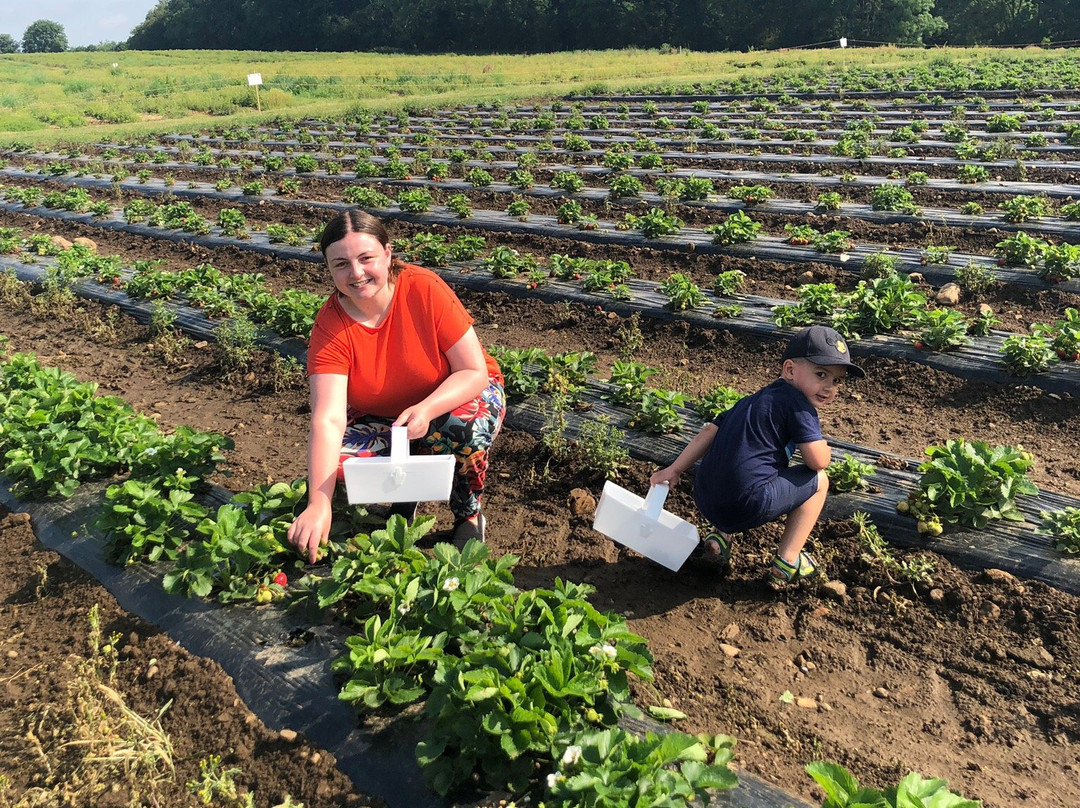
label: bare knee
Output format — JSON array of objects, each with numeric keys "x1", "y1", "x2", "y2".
[{"x1": 816, "y1": 468, "x2": 829, "y2": 495}]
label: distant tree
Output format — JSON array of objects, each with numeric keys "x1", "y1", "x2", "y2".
[
  {"x1": 22, "y1": 20, "x2": 68, "y2": 53},
  {"x1": 0, "y1": 33, "x2": 18, "y2": 53}
]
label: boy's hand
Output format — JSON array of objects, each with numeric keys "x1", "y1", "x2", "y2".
[{"x1": 650, "y1": 467, "x2": 681, "y2": 488}]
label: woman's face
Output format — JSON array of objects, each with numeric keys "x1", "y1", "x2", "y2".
[{"x1": 324, "y1": 231, "x2": 393, "y2": 309}]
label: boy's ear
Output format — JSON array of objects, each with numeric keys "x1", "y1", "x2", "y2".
[{"x1": 781, "y1": 358, "x2": 796, "y2": 378}]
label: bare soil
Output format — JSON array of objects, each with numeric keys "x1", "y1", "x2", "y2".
[
  {"x1": 0, "y1": 504, "x2": 382, "y2": 808},
  {"x1": 1, "y1": 221, "x2": 1078, "y2": 807}
]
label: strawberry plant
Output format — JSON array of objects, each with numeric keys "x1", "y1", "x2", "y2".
[
  {"x1": 551, "y1": 171, "x2": 585, "y2": 194},
  {"x1": 604, "y1": 361, "x2": 657, "y2": 406},
  {"x1": 445, "y1": 194, "x2": 472, "y2": 219},
  {"x1": 812, "y1": 230, "x2": 853, "y2": 254},
  {"x1": 905, "y1": 171, "x2": 929, "y2": 186},
  {"x1": 784, "y1": 224, "x2": 819, "y2": 246},
  {"x1": 914, "y1": 308, "x2": 971, "y2": 351},
  {"x1": 343, "y1": 185, "x2": 393, "y2": 208},
  {"x1": 869, "y1": 184, "x2": 920, "y2": 215},
  {"x1": 482, "y1": 245, "x2": 537, "y2": 279},
  {"x1": 99, "y1": 471, "x2": 209, "y2": 564},
  {"x1": 556, "y1": 200, "x2": 584, "y2": 225},
  {"x1": 712, "y1": 269, "x2": 746, "y2": 296},
  {"x1": 969, "y1": 306, "x2": 999, "y2": 337},
  {"x1": 1038, "y1": 243, "x2": 1080, "y2": 282},
  {"x1": 465, "y1": 167, "x2": 493, "y2": 187},
  {"x1": 704, "y1": 210, "x2": 761, "y2": 245},
  {"x1": 1039, "y1": 507, "x2": 1080, "y2": 554},
  {"x1": 1060, "y1": 202, "x2": 1080, "y2": 221},
  {"x1": 607, "y1": 174, "x2": 643, "y2": 199},
  {"x1": 660, "y1": 274, "x2": 707, "y2": 311},
  {"x1": 999, "y1": 194, "x2": 1051, "y2": 223},
  {"x1": 920, "y1": 245, "x2": 954, "y2": 265},
  {"x1": 562, "y1": 133, "x2": 590, "y2": 152},
  {"x1": 625, "y1": 208, "x2": 683, "y2": 239},
  {"x1": 727, "y1": 184, "x2": 773, "y2": 205},
  {"x1": 680, "y1": 175, "x2": 713, "y2": 201},
  {"x1": 815, "y1": 192, "x2": 842, "y2": 212},
  {"x1": 826, "y1": 455, "x2": 875, "y2": 493},
  {"x1": 276, "y1": 176, "x2": 301, "y2": 195},
  {"x1": 507, "y1": 168, "x2": 535, "y2": 189},
  {"x1": 602, "y1": 150, "x2": 634, "y2": 171},
  {"x1": 806, "y1": 762, "x2": 978, "y2": 808},
  {"x1": 506, "y1": 198, "x2": 531, "y2": 220},
  {"x1": 217, "y1": 208, "x2": 249, "y2": 239},
  {"x1": 994, "y1": 232, "x2": 1047, "y2": 267},
  {"x1": 834, "y1": 275, "x2": 926, "y2": 339},
  {"x1": 240, "y1": 180, "x2": 264, "y2": 196},
  {"x1": 693, "y1": 384, "x2": 744, "y2": 420},
  {"x1": 538, "y1": 351, "x2": 597, "y2": 400},
  {"x1": 630, "y1": 388, "x2": 687, "y2": 433},
  {"x1": 397, "y1": 189, "x2": 434, "y2": 213},
  {"x1": 1000, "y1": 333, "x2": 1058, "y2": 375},
  {"x1": 1050, "y1": 308, "x2": 1080, "y2": 360},
  {"x1": 543, "y1": 728, "x2": 737, "y2": 808},
  {"x1": 912, "y1": 439, "x2": 1038, "y2": 529},
  {"x1": 487, "y1": 346, "x2": 545, "y2": 398},
  {"x1": 956, "y1": 164, "x2": 989, "y2": 183}
]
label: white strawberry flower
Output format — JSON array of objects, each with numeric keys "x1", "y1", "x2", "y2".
[
  {"x1": 442, "y1": 577, "x2": 460, "y2": 592},
  {"x1": 561, "y1": 745, "x2": 582, "y2": 767}
]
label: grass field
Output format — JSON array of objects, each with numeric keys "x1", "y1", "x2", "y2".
[{"x1": 1, "y1": 45, "x2": 1075, "y2": 144}]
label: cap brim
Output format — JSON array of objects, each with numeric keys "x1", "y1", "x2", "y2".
[{"x1": 804, "y1": 355, "x2": 865, "y2": 379}]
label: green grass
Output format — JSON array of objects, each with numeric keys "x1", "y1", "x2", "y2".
[{"x1": 0, "y1": 46, "x2": 1077, "y2": 145}]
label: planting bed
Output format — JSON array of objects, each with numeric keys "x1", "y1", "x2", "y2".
[{"x1": 3, "y1": 86, "x2": 1080, "y2": 808}]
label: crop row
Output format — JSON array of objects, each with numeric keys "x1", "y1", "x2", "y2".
[{"x1": 4, "y1": 236, "x2": 1080, "y2": 573}]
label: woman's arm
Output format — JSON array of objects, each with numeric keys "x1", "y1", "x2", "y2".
[
  {"x1": 649, "y1": 422, "x2": 719, "y2": 487},
  {"x1": 394, "y1": 326, "x2": 489, "y2": 440},
  {"x1": 287, "y1": 373, "x2": 348, "y2": 563}
]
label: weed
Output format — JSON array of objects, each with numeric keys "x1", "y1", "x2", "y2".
[
  {"x1": 827, "y1": 455, "x2": 875, "y2": 492},
  {"x1": 615, "y1": 312, "x2": 644, "y2": 360},
  {"x1": 214, "y1": 315, "x2": 260, "y2": 375}
]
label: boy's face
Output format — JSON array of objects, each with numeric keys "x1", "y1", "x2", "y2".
[{"x1": 782, "y1": 358, "x2": 847, "y2": 408}]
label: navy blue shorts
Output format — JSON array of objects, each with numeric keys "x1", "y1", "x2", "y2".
[{"x1": 703, "y1": 465, "x2": 821, "y2": 534}]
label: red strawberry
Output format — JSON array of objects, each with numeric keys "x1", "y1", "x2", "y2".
[{"x1": 273, "y1": 571, "x2": 288, "y2": 587}]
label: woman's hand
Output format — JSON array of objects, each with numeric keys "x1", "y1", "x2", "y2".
[
  {"x1": 287, "y1": 501, "x2": 332, "y2": 564},
  {"x1": 394, "y1": 403, "x2": 434, "y2": 441},
  {"x1": 649, "y1": 466, "x2": 682, "y2": 488}
]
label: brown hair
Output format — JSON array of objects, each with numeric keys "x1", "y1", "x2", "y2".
[{"x1": 319, "y1": 209, "x2": 406, "y2": 278}]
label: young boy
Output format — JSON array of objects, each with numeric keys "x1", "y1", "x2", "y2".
[{"x1": 650, "y1": 325, "x2": 864, "y2": 584}]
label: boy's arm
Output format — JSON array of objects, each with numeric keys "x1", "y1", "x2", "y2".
[
  {"x1": 650, "y1": 422, "x2": 719, "y2": 487},
  {"x1": 798, "y1": 439, "x2": 831, "y2": 470}
]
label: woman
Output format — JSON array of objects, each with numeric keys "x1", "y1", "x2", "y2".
[{"x1": 287, "y1": 210, "x2": 504, "y2": 563}]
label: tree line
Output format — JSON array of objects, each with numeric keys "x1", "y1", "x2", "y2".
[
  {"x1": 125, "y1": 0, "x2": 1080, "y2": 52},
  {"x1": 3, "y1": 1, "x2": 1077, "y2": 56}
]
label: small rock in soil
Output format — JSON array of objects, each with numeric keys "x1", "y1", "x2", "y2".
[
  {"x1": 928, "y1": 588, "x2": 945, "y2": 604},
  {"x1": 280, "y1": 728, "x2": 298, "y2": 742},
  {"x1": 820, "y1": 580, "x2": 847, "y2": 600},
  {"x1": 796, "y1": 697, "x2": 818, "y2": 709},
  {"x1": 935, "y1": 283, "x2": 961, "y2": 305},
  {"x1": 980, "y1": 601, "x2": 1002, "y2": 621},
  {"x1": 720, "y1": 622, "x2": 740, "y2": 640},
  {"x1": 718, "y1": 643, "x2": 741, "y2": 658},
  {"x1": 568, "y1": 488, "x2": 596, "y2": 517},
  {"x1": 982, "y1": 568, "x2": 1016, "y2": 585},
  {"x1": 873, "y1": 687, "x2": 890, "y2": 699}
]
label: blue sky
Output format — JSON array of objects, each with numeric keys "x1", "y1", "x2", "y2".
[{"x1": 2, "y1": 0, "x2": 160, "y2": 47}]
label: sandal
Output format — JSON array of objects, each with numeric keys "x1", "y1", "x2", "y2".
[
  {"x1": 690, "y1": 532, "x2": 732, "y2": 572},
  {"x1": 453, "y1": 512, "x2": 486, "y2": 544},
  {"x1": 768, "y1": 551, "x2": 819, "y2": 585}
]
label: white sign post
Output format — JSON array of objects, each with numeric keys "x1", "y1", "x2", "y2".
[{"x1": 247, "y1": 72, "x2": 263, "y2": 112}]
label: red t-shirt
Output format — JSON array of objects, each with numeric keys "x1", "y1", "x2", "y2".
[{"x1": 307, "y1": 264, "x2": 501, "y2": 418}]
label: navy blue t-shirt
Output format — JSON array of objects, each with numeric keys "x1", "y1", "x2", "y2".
[{"x1": 694, "y1": 379, "x2": 822, "y2": 531}]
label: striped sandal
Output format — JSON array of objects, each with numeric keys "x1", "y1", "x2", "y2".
[
  {"x1": 690, "y1": 532, "x2": 732, "y2": 573},
  {"x1": 768, "y1": 551, "x2": 819, "y2": 585}
]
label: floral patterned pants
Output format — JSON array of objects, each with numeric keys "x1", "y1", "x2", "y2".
[{"x1": 340, "y1": 376, "x2": 506, "y2": 519}]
